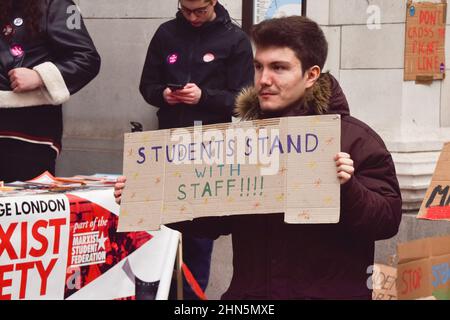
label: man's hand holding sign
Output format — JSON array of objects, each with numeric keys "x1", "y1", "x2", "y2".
[{"x1": 113, "y1": 115, "x2": 356, "y2": 231}]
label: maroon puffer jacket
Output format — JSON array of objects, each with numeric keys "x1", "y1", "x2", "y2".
[{"x1": 170, "y1": 73, "x2": 402, "y2": 300}]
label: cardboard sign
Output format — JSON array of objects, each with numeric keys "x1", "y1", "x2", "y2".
[
  {"x1": 404, "y1": 0, "x2": 447, "y2": 81},
  {"x1": 118, "y1": 115, "x2": 341, "y2": 232},
  {"x1": 418, "y1": 142, "x2": 450, "y2": 220},
  {"x1": 397, "y1": 235, "x2": 450, "y2": 300},
  {"x1": 372, "y1": 264, "x2": 398, "y2": 300}
]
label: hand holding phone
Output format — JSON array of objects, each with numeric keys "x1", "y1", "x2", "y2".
[
  {"x1": 167, "y1": 83, "x2": 185, "y2": 92},
  {"x1": 164, "y1": 83, "x2": 202, "y2": 105}
]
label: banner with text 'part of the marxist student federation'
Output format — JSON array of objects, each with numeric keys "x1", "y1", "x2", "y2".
[{"x1": 0, "y1": 188, "x2": 179, "y2": 300}]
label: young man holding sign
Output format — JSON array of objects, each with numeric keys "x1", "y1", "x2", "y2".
[{"x1": 117, "y1": 16, "x2": 402, "y2": 299}]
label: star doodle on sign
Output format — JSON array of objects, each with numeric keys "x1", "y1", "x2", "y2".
[
  {"x1": 279, "y1": 166, "x2": 287, "y2": 174},
  {"x1": 298, "y1": 210, "x2": 310, "y2": 220},
  {"x1": 309, "y1": 117, "x2": 321, "y2": 125},
  {"x1": 307, "y1": 162, "x2": 317, "y2": 169},
  {"x1": 324, "y1": 196, "x2": 333, "y2": 205},
  {"x1": 97, "y1": 232, "x2": 108, "y2": 250},
  {"x1": 325, "y1": 137, "x2": 334, "y2": 145},
  {"x1": 155, "y1": 177, "x2": 161, "y2": 184},
  {"x1": 276, "y1": 193, "x2": 285, "y2": 202},
  {"x1": 314, "y1": 179, "x2": 322, "y2": 188}
]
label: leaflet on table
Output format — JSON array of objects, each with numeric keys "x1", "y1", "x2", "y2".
[{"x1": 1, "y1": 172, "x2": 119, "y2": 194}]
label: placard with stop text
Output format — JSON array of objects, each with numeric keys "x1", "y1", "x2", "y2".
[{"x1": 397, "y1": 235, "x2": 450, "y2": 300}]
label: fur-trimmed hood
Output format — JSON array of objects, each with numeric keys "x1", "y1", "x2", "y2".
[{"x1": 234, "y1": 72, "x2": 350, "y2": 120}]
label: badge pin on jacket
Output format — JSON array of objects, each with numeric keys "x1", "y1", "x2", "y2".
[
  {"x1": 203, "y1": 53, "x2": 215, "y2": 63},
  {"x1": 14, "y1": 18, "x2": 24, "y2": 27},
  {"x1": 2, "y1": 24, "x2": 14, "y2": 37},
  {"x1": 10, "y1": 44, "x2": 24, "y2": 57},
  {"x1": 167, "y1": 53, "x2": 179, "y2": 64}
]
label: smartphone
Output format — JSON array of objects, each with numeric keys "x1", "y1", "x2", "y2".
[{"x1": 167, "y1": 83, "x2": 185, "y2": 91}]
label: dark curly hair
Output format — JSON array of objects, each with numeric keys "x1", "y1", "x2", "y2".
[
  {"x1": 0, "y1": 0, "x2": 43, "y2": 36},
  {"x1": 250, "y1": 16, "x2": 328, "y2": 73}
]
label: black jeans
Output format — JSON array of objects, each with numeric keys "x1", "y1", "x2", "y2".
[{"x1": 0, "y1": 138, "x2": 56, "y2": 182}]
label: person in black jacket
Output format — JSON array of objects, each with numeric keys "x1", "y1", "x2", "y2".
[
  {"x1": 0, "y1": 0, "x2": 100, "y2": 182},
  {"x1": 139, "y1": 0, "x2": 254, "y2": 129},
  {"x1": 139, "y1": 0, "x2": 254, "y2": 299},
  {"x1": 117, "y1": 16, "x2": 402, "y2": 300}
]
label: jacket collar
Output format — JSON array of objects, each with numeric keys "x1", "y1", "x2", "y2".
[{"x1": 234, "y1": 72, "x2": 350, "y2": 121}]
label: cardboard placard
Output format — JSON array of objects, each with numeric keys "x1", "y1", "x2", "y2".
[
  {"x1": 372, "y1": 264, "x2": 398, "y2": 300},
  {"x1": 404, "y1": 0, "x2": 447, "y2": 81},
  {"x1": 118, "y1": 115, "x2": 341, "y2": 231},
  {"x1": 418, "y1": 142, "x2": 450, "y2": 220},
  {"x1": 397, "y1": 235, "x2": 450, "y2": 300}
]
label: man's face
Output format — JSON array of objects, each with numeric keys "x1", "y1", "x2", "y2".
[
  {"x1": 254, "y1": 46, "x2": 313, "y2": 113},
  {"x1": 179, "y1": 0, "x2": 217, "y2": 27}
]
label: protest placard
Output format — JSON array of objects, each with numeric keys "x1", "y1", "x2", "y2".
[
  {"x1": 371, "y1": 264, "x2": 397, "y2": 300},
  {"x1": 404, "y1": 0, "x2": 447, "y2": 81},
  {"x1": 397, "y1": 235, "x2": 450, "y2": 300},
  {"x1": 418, "y1": 142, "x2": 450, "y2": 221},
  {"x1": 118, "y1": 115, "x2": 341, "y2": 232}
]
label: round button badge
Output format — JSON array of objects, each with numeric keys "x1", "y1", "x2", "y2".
[
  {"x1": 167, "y1": 53, "x2": 179, "y2": 64},
  {"x1": 10, "y1": 44, "x2": 24, "y2": 58},
  {"x1": 2, "y1": 24, "x2": 14, "y2": 37},
  {"x1": 203, "y1": 53, "x2": 215, "y2": 63},
  {"x1": 14, "y1": 18, "x2": 24, "y2": 27}
]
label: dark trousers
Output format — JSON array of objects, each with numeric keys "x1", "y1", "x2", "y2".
[
  {"x1": 170, "y1": 235, "x2": 214, "y2": 300},
  {"x1": 0, "y1": 139, "x2": 56, "y2": 183}
]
